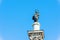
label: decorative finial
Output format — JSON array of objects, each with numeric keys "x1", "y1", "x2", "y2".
[{"x1": 32, "y1": 9, "x2": 39, "y2": 22}]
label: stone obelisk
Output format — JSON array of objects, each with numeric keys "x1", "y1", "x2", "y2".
[{"x1": 28, "y1": 10, "x2": 44, "y2": 40}]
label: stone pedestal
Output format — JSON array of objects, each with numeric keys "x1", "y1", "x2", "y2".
[
  {"x1": 32, "y1": 22, "x2": 40, "y2": 30},
  {"x1": 28, "y1": 30, "x2": 44, "y2": 40}
]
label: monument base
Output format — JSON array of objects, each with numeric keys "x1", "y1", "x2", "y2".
[{"x1": 28, "y1": 30, "x2": 44, "y2": 40}]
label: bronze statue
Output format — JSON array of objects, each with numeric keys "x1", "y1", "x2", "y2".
[{"x1": 32, "y1": 10, "x2": 39, "y2": 22}]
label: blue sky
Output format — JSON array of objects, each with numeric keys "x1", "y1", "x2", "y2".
[{"x1": 0, "y1": 0, "x2": 60, "y2": 40}]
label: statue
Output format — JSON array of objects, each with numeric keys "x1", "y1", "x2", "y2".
[
  {"x1": 32, "y1": 10, "x2": 40, "y2": 30},
  {"x1": 32, "y1": 10, "x2": 39, "y2": 22}
]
